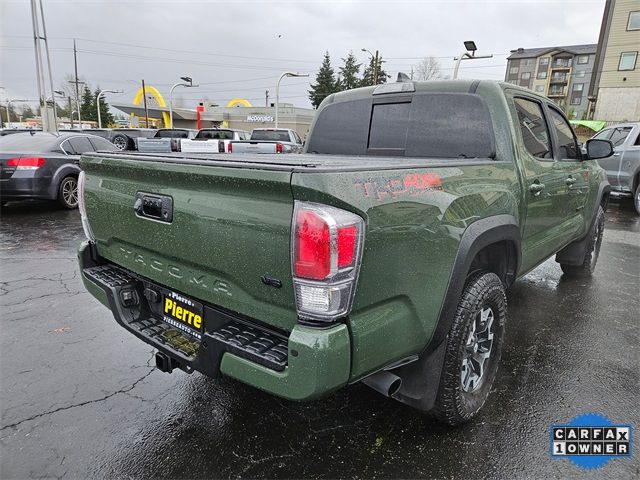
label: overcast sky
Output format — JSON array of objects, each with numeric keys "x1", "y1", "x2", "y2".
[{"x1": 1, "y1": 0, "x2": 606, "y2": 112}]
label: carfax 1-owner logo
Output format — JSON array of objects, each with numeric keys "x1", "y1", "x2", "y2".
[{"x1": 550, "y1": 413, "x2": 632, "y2": 469}]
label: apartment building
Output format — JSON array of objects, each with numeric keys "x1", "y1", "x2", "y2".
[
  {"x1": 505, "y1": 44, "x2": 597, "y2": 119},
  {"x1": 590, "y1": 0, "x2": 640, "y2": 122}
]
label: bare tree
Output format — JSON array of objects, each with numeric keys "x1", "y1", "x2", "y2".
[{"x1": 414, "y1": 56, "x2": 445, "y2": 81}]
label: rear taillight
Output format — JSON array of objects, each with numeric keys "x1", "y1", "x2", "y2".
[
  {"x1": 276, "y1": 143, "x2": 283, "y2": 154},
  {"x1": 227, "y1": 142, "x2": 232, "y2": 153},
  {"x1": 292, "y1": 202, "x2": 365, "y2": 324},
  {"x1": 7, "y1": 157, "x2": 46, "y2": 170},
  {"x1": 78, "y1": 171, "x2": 95, "y2": 242}
]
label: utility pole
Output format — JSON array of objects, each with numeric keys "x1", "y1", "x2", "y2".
[
  {"x1": 30, "y1": 0, "x2": 57, "y2": 132},
  {"x1": 68, "y1": 95, "x2": 74, "y2": 128},
  {"x1": 73, "y1": 39, "x2": 82, "y2": 129},
  {"x1": 141, "y1": 79, "x2": 149, "y2": 128},
  {"x1": 373, "y1": 50, "x2": 379, "y2": 86},
  {"x1": 30, "y1": 0, "x2": 45, "y2": 130},
  {"x1": 265, "y1": 90, "x2": 269, "y2": 107},
  {"x1": 39, "y1": 0, "x2": 57, "y2": 132}
]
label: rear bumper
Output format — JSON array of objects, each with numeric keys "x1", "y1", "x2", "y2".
[
  {"x1": 78, "y1": 241, "x2": 351, "y2": 400},
  {"x1": 0, "y1": 175, "x2": 53, "y2": 200}
]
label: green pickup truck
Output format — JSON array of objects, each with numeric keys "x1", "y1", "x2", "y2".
[{"x1": 78, "y1": 79, "x2": 613, "y2": 425}]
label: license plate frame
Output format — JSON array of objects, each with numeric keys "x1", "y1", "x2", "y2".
[{"x1": 161, "y1": 291, "x2": 204, "y2": 339}]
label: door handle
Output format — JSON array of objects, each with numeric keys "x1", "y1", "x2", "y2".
[
  {"x1": 566, "y1": 177, "x2": 576, "y2": 186},
  {"x1": 530, "y1": 183, "x2": 545, "y2": 196}
]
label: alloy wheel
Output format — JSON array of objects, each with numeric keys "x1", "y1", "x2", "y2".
[
  {"x1": 62, "y1": 178, "x2": 78, "y2": 207},
  {"x1": 113, "y1": 137, "x2": 127, "y2": 150},
  {"x1": 460, "y1": 306, "x2": 495, "y2": 393}
]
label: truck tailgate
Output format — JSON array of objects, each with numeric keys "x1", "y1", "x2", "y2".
[{"x1": 81, "y1": 154, "x2": 297, "y2": 331}]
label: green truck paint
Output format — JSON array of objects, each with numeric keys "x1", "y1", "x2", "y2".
[{"x1": 78, "y1": 80, "x2": 612, "y2": 424}]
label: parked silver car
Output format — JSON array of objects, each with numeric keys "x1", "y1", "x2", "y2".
[{"x1": 592, "y1": 123, "x2": 640, "y2": 214}]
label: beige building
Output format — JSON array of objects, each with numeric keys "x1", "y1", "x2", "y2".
[
  {"x1": 505, "y1": 45, "x2": 597, "y2": 119},
  {"x1": 590, "y1": 0, "x2": 640, "y2": 122}
]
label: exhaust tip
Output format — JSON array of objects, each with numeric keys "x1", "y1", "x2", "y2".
[{"x1": 362, "y1": 370, "x2": 403, "y2": 398}]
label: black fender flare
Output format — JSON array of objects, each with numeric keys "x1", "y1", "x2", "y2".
[
  {"x1": 391, "y1": 214, "x2": 520, "y2": 412},
  {"x1": 47, "y1": 163, "x2": 81, "y2": 199},
  {"x1": 556, "y1": 180, "x2": 610, "y2": 266}
]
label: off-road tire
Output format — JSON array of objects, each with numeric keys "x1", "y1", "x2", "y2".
[
  {"x1": 431, "y1": 272, "x2": 507, "y2": 426},
  {"x1": 58, "y1": 176, "x2": 79, "y2": 209},
  {"x1": 111, "y1": 133, "x2": 131, "y2": 151},
  {"x1": 560, "y1": 206, "x2": 604, "y2": 277}
]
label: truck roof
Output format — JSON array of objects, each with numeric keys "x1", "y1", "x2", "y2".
[{"x1": 322, "y1": 79, "x2": 547, "y2": 105}]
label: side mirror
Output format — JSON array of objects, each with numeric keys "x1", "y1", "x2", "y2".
[{"x1": 585, "y1": 138, "x2": 613, "y2": 160}]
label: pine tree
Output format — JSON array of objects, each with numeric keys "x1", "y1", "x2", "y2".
[
  {"x1": 339, "y1": 51, "x2": 362, "y2": 91},
  {"x1": 362, "y1": 54, "x2": 390, "y2": 86},
  {"x1": 308, "y1": 51, "x2": 339, "y2": 108},
  {"x1": 80, "y1": 86, "x2": 95, "y2": 122},
  {"x1": 94, "y1": 87, "x2": 115, "y2": 126},
  {"x1": 21, "y1": 105, "x2": 35, "y2": 119}
]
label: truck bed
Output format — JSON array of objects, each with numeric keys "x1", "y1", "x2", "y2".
[{"x1": 90, "y1": 151, "x2": 500, "y2": 172}]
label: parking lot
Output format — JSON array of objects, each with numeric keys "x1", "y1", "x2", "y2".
[{"x1": 0, "y1": 199, "x2": 638, "y2": 479}]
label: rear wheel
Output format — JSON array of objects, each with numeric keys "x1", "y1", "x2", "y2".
[
  {"x1": 58, "y1": 176, "x2": 79, "y2": 209},
  {"x1": 432, "y1": 272, "x2": 507, "y2": 425},
  {"x1": 560, "y1": 206, "x2": 604, "y2": 277},
  {"x1": 111, "y1": 133, "x2": 130, "y2": 150},
  {"x1": 634, "y1": 183, "x2": 640, "y2": 216}
]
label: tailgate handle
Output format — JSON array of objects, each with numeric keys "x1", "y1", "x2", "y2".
[{"x1": 134, "y1": 192, "x2": 173, "y2": 223}]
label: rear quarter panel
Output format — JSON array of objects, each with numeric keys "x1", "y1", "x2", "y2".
[{"x1": 292, "y1": 161, "x2": 521, "y2": 379}]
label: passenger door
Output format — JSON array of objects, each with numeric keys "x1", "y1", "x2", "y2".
[
  {"x1": 545, "y1": 105, "x2": 588, "y2": 233},
  {"x1": 611, "y1": 126, "x2": 639, "y2": 193},
  {"x1": 511, "y1": 96, "x2": 569, "y2": 270}
]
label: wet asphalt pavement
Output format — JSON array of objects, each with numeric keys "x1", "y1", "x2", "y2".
[{"x1": 1, "y1": 200, "x2": 638, "y2": 479}]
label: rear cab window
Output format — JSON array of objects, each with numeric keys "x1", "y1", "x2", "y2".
[
  {"x1": 196, "y1": 130, "x2": 234, "y2": 140},
  {"x1": 250, "y1": 130, "x2": 292, "y2": 142},
  {"x1": 307, "y1": 92, "x2": 496, "y2": 159},
  {"x1": 156, "y1": 130, "x2": 189, "y2": 139}
]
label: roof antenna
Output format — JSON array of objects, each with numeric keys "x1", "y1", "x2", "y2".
[{"x1": 396, "y1": 72, "x2": 412, "y2": 83}]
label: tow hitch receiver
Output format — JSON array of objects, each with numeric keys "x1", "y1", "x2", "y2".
[{"x1": 156, "y1": 352, "x2": 179, "y2": 373}]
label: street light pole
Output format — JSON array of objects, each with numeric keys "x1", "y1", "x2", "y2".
[
  {"x1": 275, "y1": 71, "x2": 309, "y2": 128},
  {"x1": 361, "y1": 48, "x2": 380, "y2": 86},
  {"x1": 96, "y1": 89, "x2": 122, "y2": 128},
  {"x1": 452, "y1": 40, "x2": 493, "y2": 79},
  {"x1": 169, "y1": 76, "x2": 197, "y2": 128}
]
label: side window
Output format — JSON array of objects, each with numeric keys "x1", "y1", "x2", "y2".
[
  {"x1": 60, "y1": 140, "x2": 76, "y2": 155},
  {"x1": 592, "y1": 128, "x2": 612, "y2": 140},
  {"x1": 547, "y1": 108, "x2": 580, "y2": 160},
  {"x1": 68, "y1": 137, "x2": 95, "y2": 154},
  {"x1": 513, "y1": 97, "x2": 552, "y2": 159},
  {"x1": 609, "y1": 127, "x2": 632, "y2": 147},
  {"x1": 292, "y1": 131, "x2": 302, "y2": 144}
]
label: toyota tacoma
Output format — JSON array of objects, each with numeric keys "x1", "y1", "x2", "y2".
[{"x1": 77, "y1": 79, "x2": 613, "y2": 425}]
